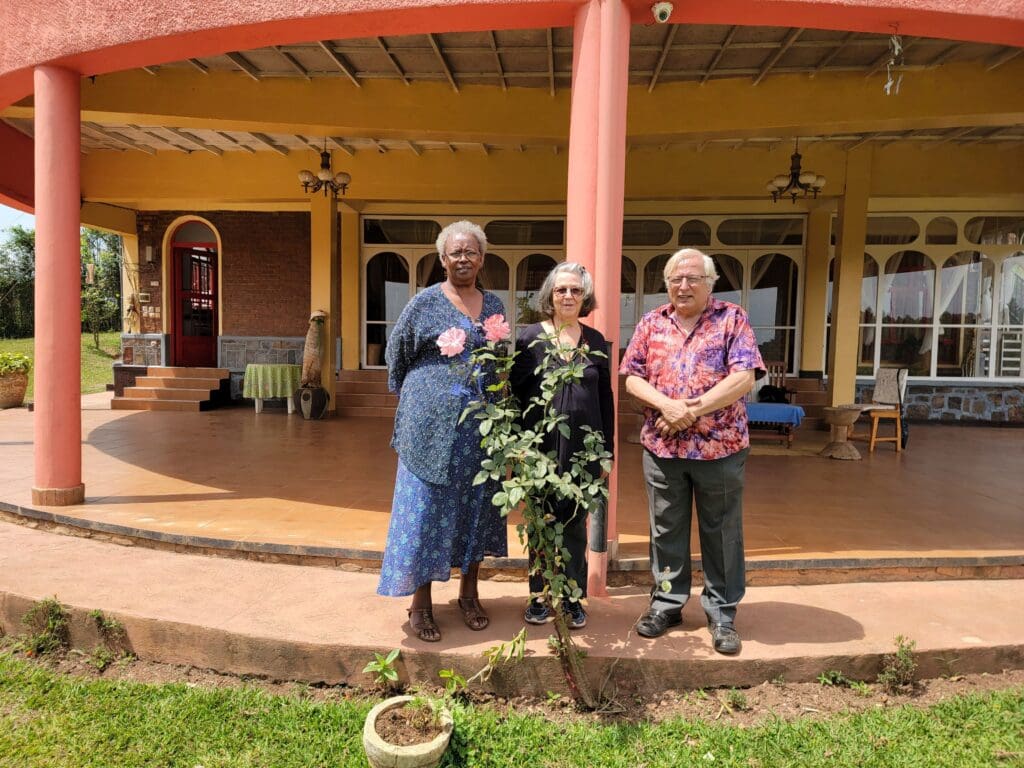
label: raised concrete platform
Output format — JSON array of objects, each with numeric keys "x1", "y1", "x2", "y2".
[
  {"x1": 1, "y1": 522, "x2": 1021, "y2": 695},
  {"x1": 3, "y1": 395, "x2": 1022, "y2": 588}
]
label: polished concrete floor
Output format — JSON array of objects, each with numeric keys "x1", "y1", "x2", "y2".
[{"x1": 1, "y1": 392, "x2": 1022, "y2": 570}]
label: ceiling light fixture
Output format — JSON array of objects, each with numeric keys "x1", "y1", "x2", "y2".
[
  {"x1": 299, "y1": 140, "x2": 351, "y2": 198},
  {"x1": 766, "y1": 139, "x2": 825, "y2": 203}
]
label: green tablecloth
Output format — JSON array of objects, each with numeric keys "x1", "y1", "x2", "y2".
[{"x1": 243, "y1": 364, "x2": 301, "y2": 399}]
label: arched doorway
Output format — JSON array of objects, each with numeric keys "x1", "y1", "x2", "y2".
[{"x1": 170, "y1": 220, "x2": 219, "y2": 368}]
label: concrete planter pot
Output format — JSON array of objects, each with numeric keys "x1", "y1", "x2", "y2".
[{"x1": 362, "y1": 695, "x2": 453, "y2": 768}]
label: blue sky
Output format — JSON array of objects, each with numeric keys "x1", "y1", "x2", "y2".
[{"x1": 0, "y1": 204, "x2": 35, "y2": 233}]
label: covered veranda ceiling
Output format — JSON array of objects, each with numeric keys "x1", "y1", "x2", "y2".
[{"x1": 2, "y1": 24, "x2": 1023, "y2": 156}]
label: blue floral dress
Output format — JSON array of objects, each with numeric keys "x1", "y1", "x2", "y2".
[{"x1": 377, "y1": 285, "x2": 508, "y2": 597}]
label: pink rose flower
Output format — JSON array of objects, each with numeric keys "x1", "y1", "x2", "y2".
[
  {"x1": 437, "y1": 327, "x2": 467, "y2": 357},
  {"x1": 482, "y1": 314, "x2": 511, "y2": 343}
]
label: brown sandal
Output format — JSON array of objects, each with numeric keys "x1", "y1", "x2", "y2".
[
  {"x1": 457, "y1": 597, "x2": 490, "y2": 631},
  {"x1": 407, "y1": 608, "x2": 441, "y2": 643}
]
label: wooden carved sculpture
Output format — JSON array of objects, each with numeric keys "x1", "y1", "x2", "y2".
[{"x1": 300, "y1": 310, "x2": 327, "y2": 388}]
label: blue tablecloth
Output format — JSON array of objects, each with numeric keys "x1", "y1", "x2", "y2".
[{"x1": 747, "y1": 403, "x2": 805, "y2": 426}]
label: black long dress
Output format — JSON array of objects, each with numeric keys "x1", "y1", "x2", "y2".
[{"x1": 509, "y1": 321, "x2": 615, "y2": 599}]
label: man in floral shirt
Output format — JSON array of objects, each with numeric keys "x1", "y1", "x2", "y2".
[{"x1": 620, "y1": 248, "x2": 764, "y2": 654}]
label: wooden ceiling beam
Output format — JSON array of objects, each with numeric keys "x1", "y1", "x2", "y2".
[
  {"x1": 427, "y1": 34, "x2": 459, "y2": 93},
  {"x1": 810, "y1": 31, "x2": 856, "y2": 77},
  {"x1": 648, "y1": 25, "x2": 678, "y2": 93},
  {"x1": 275, "y1": 47, "x2": 311, "y2": 80},
  {"x1": 700, "y1": 26, "x2": 737, "y2": 86},
  {"x1": 249, "y1": 132, "x2": 289, "y2": 155},
  {"x1": 216, "y1": 131, "x2": 255, "y2": 153},
  {"x1": 376, "y1": 37, "x2": 409, "y2": 85},
  {"x1": 986, "y1": 47, "x2": 1022, "y2": 71},
  {"x1": 82, "y1": 122, "x2": 156, "y2": 154},
  {"x1": 489, "y1": 32, "x2": 508, "y2": 91},
  {"x1": 546, "y1": 29, "x2": 555, "y2": 97},
  {"x1": 317, "y1": 41, "x2": 361, "y2": 88},
  {"x1": 225, "y1": 52, "x2": 261, "y2": 81},
  {"x1": 753, "y1": 27, "x2": 803, "y2": 86}
]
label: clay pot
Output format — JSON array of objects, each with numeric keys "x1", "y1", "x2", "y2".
[
  {"x1": 293, "y1": 386, "x2": 329, "y2": 419},
  {"x1": 362, "y1": 695, "x2": 453, "y2": 768}
]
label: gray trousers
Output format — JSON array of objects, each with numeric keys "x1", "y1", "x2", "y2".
[{"x1": 642, "y1": 447, "x2": 749, "y2": 625}]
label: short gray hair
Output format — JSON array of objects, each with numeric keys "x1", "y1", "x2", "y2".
[
  {"x1": 663, "y1": 248, "x2": 719, "y2": 285},
  {"x1": 536, "y1": 261, "x2": 597, "y2": 319},
  {"x1": 436, "y1": 220, "x2": 488, "y2": 257}
]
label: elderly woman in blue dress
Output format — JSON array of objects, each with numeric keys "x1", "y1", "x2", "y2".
[{"x1": 378, "y1": 220, "x2": 508, "y2": 643}]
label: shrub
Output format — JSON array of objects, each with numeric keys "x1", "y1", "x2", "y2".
[
  {"x1": 878, "y1": 634, "x2": 918, "y2": 693},
  {"x1": 0, "y1": 352, "x2": 32, "y2": 375}
]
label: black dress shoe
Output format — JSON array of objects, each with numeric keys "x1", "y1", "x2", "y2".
[
  {"x1": 635, "y1": 608, "x2": 682, "y2": 638},
  {"x1": 708, "y1": 622, "x2": 741, "y2": 655}
]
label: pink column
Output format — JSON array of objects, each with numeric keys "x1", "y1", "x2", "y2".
[
  {"x1": 32, "y1": 66, "x2": 84, "y2": 506},
  {"x1": 566, "y1": 0, "x2": 630, "y2": 598},
  {"x1": 565, "y1": 0, "x2": 601, "y2": 274}
]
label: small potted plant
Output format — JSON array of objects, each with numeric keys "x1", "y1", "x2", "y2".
[
  {"x1": 361, "y1": 634, "x2": 524, "y2": 768},
  {"x1": 361, "y1": 648, "x2": 453, "y2": 768},
  {"x1": 0, "y1": 352, "x2": 31, "y2": 409}
]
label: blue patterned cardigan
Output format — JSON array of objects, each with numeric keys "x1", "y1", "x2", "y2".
[{"x1": 385, "y1": 284, "x2": 505, "y2": 486}]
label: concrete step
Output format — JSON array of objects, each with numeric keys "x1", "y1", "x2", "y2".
[
  {"x1": 111, "y1": 397, "x2": 202, "y2": 412},
  {"x1": 335, "y1": 393, "x2": 395, "y2": 408},
  {"x1": 2, "y1": 522, "x2": 1022, "y2": 695},
  {"x1": 338, "y1": 369, "x2": 388, "y2": 382},
  {"x1": 336, "y1": 380, "x2": 392, "y2": 395},
  {"x1": 124, "y1": 387, "x2": 210, "y2": 401},
  {"x1": 147, "y1": 366, "x2": 229, "y2": 380},
  {"x1": 135, "y1": 376, "x2": 224, "y2": 390}
]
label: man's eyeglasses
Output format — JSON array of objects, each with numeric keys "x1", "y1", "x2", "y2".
[
  {"x1": 553, "y1": 287, "x2": 584, "y2": 297},
  {"x1": 446, "y1": 249, "x2": 481, "y2": 261},
  {"x1": 666, "y1": 275, "x2": 709, "y2": 287}
]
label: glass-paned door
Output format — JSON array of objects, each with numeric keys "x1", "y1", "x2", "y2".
[
  {"x1": 172, "y1": 246, "x2": 217, "y2": 367},
  {"x1": 365, "y1": 252, "x2": 410, "y2": 367}
]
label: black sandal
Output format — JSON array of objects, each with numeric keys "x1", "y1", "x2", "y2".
[{"x1": 407, "y1": 607, "x2": 441, "y2": 642}]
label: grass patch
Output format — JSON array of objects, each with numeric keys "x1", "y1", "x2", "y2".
[
  {"x1": 0, "y1": 332, "x2": 120, "y2": 399},
  {"x1": 0, "y1": 653, "x2": 1021, "y2": 767}
]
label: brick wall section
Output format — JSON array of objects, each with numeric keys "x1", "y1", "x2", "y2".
[
  {"x1": 856, "y1": 381, "x2": 1024, "y2": 424},
  {"x1": 136, "y1": 211, "x2": 311, "y2": 337}
]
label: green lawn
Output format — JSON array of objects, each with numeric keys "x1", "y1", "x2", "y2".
[
  {"x1": 0, "y1": 332, "x2": 121, "y2": 400},
  {"x1": 0, "y1": 653, "x2": 1021, "y2": 768}
]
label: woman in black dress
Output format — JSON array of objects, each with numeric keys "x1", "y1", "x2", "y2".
[{"x1": 510, "y1": 262, "x2": 615, "y2": 629}]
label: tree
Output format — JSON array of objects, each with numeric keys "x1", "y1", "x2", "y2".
[
  {"x1": 80, "y1": 228, "x2": 122, "y2": 347},
  {"x1": 0, "y1": 225, "x2": 36, "y2": 338}
]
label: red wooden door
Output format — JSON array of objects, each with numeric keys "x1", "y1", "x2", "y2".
[{"x1": 172, "y1": 246, "x2": 217, "y2": 367}]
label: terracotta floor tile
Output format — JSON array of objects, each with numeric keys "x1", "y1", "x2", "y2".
[{"x1": 1, "y1": 396, "x2": 1022, "y2": 566}]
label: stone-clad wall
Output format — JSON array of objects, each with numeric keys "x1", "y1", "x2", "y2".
[
  {"x1": 120, "y1": 334, "x2": 165, "y2": 366},
  {"x1": 855, "y1": 382, "x2": 1024, "y2": 423},
  {"x1": 219, "y1": 336, "x2": 304, "y2": 399}
]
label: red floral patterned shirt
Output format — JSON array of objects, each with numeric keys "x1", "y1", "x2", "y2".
[{"x1": 619, "y1": 298, "x2": 765, "y2": 460}]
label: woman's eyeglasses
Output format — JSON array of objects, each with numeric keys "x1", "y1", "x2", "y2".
[
  {"x1": 553, "y1": 287, "x2": 584, "y2": 297},
  {"x1": 446, "y1": 249, "x2": 481, "y2": 261}
]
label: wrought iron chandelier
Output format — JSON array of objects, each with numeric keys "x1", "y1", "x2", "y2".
[
  {"x1": 299, "y1": 140, "x2": 351, "y2": 198},
  {"x1": 766, "y1": 139, "x2": 825, "y2": 203}
]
